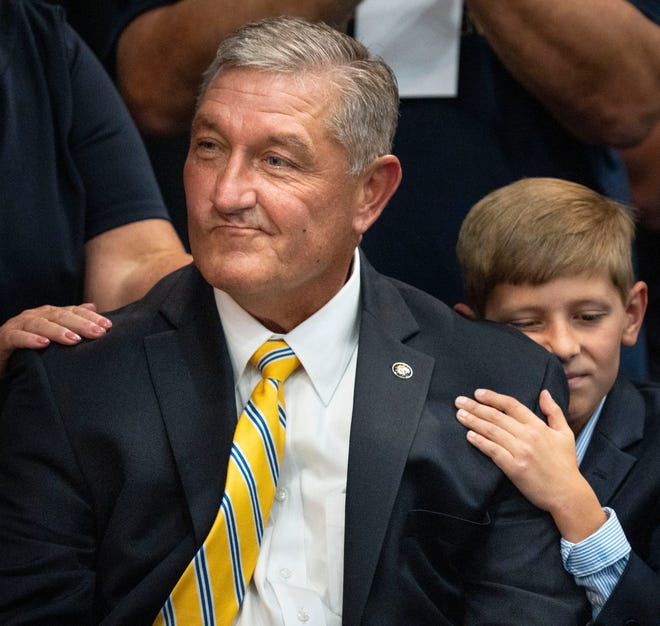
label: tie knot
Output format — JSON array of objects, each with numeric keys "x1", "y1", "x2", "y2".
[{"x1": 250, "y1": 339, "x2": 300, "y2": 382}]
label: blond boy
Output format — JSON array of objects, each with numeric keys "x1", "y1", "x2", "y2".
[{"x1": 454, "y1": 177, "x2": 659, "y2": 624}]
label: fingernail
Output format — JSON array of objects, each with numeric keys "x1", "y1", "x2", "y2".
[
  {"x1": 65, "y1": 332, "x2": 82, "y2": 341},
  {"x1": 456, "y1": 408, "x2": 469, "y2": 419},
  {"x1": 455, "y1": 396, "x2": 467, "y2": 406},
  {"x1": 475, "y1": 388, "x2": 486, "y2": 398},
  {"x1": 98, "y1": 318, "x2": 112, "y2": 329}
]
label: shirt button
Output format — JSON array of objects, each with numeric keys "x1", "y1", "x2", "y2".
[
  {"x1": 275, "y1": 487, "x2": 288, "y2": 502},
  {"x1": 297, "y1": 609, "x2": 310, "y2": 623},
  {"x1": 279, "y1": 567, "x2": 292, "y2": 580}
]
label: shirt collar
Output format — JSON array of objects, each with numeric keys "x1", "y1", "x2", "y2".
[
  {"x1": 214, "y1": 249, "x2": 361, "y2": 406},
  {"x1": 575, "y1": 395, "x2": 607, "y2": 466}
]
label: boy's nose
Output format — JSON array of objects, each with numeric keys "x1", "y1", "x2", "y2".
[{"x1": 543, "y1": 322, "x2": 580, "y2": 362}]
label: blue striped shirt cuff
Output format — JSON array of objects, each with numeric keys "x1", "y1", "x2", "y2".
[{"x1": 560, "y1": 507, "x2": 630, "y2": 617}]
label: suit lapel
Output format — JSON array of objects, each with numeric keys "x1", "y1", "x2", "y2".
[
  {"x1": 144, "y1": 267, "x2": 237, "y2": 543},
  {"x1": 343, "y1": 256, "x2": 435, "y2": 625},
  {"x1": 143, "y1": 261, "x2": 438, "y2": 619},
  {"x1": 580, "y1": 376, "x2": 645, "y2": 504}
]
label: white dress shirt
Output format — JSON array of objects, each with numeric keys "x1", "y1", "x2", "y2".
[{"x1": 214, "y1": 251, "x2": 362, "y2": 626}]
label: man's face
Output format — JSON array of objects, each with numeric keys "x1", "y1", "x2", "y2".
[
  {"x1": 185, "y1": 68, "x2": 378, "y2": 329},
  {"x1": 484, "y1": 274, "x2": 643, "y2": 433}
]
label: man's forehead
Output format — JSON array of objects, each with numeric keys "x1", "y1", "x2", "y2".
[
  {"x1": 206, "y1": 66, "x2": 331, "y2": 99},
  {"x1": 192, "y1": 110, "x2": 316, "y2": 154},
  {"x1": 198, "y1": 70, "x2": 331, "y2": 120}
]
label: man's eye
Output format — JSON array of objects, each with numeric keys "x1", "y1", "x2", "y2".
[
  {"x1": 198, "y1": 140, "x2": 217, "y2": 150},
  {"x1": 191, "y1": 140, "x2": 218, "y2": 156},
  {"x1": 266, "y1": 155, "x2": 288, "y2": 168}
]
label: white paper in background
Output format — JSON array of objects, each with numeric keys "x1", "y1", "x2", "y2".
[{"x1": 355, "y1": 0, "x2": 463, "y2": 97}]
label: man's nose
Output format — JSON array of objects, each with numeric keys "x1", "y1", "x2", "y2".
[{"x1": 211, "y1": 156, "x2": 257, "y2": 213}]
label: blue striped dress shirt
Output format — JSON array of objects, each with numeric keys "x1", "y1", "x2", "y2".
[{"x1": 559, "y1": 396, "x2": 631, "y2": 618}]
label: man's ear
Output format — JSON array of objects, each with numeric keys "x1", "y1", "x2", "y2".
[
  {"x1": 621, "y1": 280, "x2": 648, "y2": 346},
  {"x1": 453, "y1": 302, "x2": 477, "y2": 320},
  {"x1": 352, "y1": 154, "x2": 402, "y2": 236}
]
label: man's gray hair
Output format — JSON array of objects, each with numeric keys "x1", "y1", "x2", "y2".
[{"x1": 197, "y1": 16, "x2": 399, "y2": 175}]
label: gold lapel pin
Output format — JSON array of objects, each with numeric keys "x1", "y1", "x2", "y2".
[{"x1": 391, "y1": 362, "x2": 413, "y2": 379}]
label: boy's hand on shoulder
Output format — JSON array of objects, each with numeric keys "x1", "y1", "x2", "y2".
[
  {"x1": 0, "y1": 304, "x2": 112, "y2": 377},
  {"x1": 455, "y1": 389, "x2": 607, "y2": 542},
  {"x1": 454, "y1": 389, "x2": 579, "y2": 510}
]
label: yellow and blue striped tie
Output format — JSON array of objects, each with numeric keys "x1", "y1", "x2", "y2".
[{"x1": 156, "y1": 340, "x2": 300, "y2": 626}]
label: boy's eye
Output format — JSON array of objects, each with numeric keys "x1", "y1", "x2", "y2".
[
  {"x1": 576, "y1": 312, "x2": 607, "y2": 323},
  {"x1": 508, "y1": 319, "x2": 542, "y2": 331}
]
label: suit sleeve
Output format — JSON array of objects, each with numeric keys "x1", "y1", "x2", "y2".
[
  {"x1": 0, "y1": 350, "x2": 96, "y2": 624},
  {"x1": 462, "y1": 357, "x2": 591, "y2": 624},
  {"x1": 594, "y1": 549, "x2": 660, "y2": 624}
]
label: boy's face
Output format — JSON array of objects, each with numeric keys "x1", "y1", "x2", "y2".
[{"x1": 483, "y1": 273, "x2": 647, "y2": 433}]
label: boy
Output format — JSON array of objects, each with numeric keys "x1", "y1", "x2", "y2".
[{"x1": 453, "y1": 177, "x2": 660, "y2": 624}]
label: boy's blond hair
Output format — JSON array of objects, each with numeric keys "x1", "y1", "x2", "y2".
[{"x1": 456, "y1": 177, "x2": 636, "y2": 316}]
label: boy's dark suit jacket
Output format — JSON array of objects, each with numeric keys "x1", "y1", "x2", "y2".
[
  {"x1": 588, "y1": 376, "x2": 660, "y2": 625},
  {"x1": 0, "y1": 257, "x2": 589, "y2": 624}
]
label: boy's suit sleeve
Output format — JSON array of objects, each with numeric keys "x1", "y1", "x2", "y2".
[{"x1": 593, "y1": 548, "x2": 660, "y2": 624}]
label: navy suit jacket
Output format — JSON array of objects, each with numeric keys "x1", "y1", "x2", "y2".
[
  {"x1": 0, "y1": 258, "x2": 589, "y2": 624},
  {"x1": 587, "y1": 376, "x2": 660, "y2": 625}
]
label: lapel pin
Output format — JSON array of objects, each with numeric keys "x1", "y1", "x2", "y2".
[{"x1": 392, "y1": 362, "x2": 413, "y2": 379}]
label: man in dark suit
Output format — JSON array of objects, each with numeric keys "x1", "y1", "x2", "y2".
[{"x1": 0, "y1": 17, "x2": 588, "y2": 625}]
